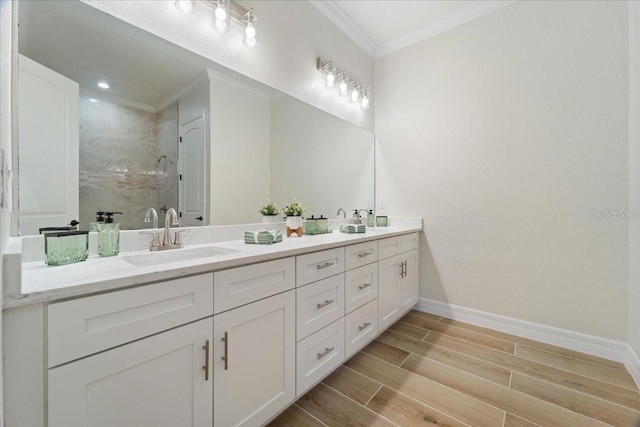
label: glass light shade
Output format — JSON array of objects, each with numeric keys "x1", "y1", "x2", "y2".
[
  {"x1": 213, "y1": 0, "x2": 230, "y2": 33},
  {"x1": 243, "y1": 20, "x2": 258, "y2": 48},
  {"x1": 361, "y1": 91, "x2": 370, "y2": 110},
  {"x1": 351, "y1": 85, "x2": 360, "y2": 103},
  {"x1": 338, "y1": 74, "x2": 349, "y2": 95},
  {"x1": 326, "y1": 67, "x2": 336, "y2": 88},
  {"x1": 175, "y1": 0, "x2": 196, "y2": 14}
]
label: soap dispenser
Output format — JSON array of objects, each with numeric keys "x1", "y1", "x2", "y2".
[
  {"x1": 97, "y1": 211, "x2": 122, "y2": 257},
  {"x1": 89, "y1": 211, "x2": 105, "y2": 232}
]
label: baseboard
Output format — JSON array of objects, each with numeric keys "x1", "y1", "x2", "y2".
[
  {"x1": 416, "y1": 298, "x2": 629, "y2": 364},
  {"x1": 626, "y1": 345, "x2": 640, "y2": 389}
]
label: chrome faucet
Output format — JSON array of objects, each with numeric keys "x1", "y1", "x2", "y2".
[
  {"x1": 144, "y1": 207, "x2": 158, "y2": 229},
  {"x1": 336, "y1": 208, "x2": 346, "y2": 219},
  {"x1": 163, "y1": 208, "x2": 180, "y2": 246},
  {"x1": 356, "y1": 209, "x2": 369, "y2": 224}
]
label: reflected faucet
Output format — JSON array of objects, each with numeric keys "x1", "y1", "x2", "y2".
[
  {"x1": 356, "y1": 209, "x2": 369, "y2": 225},
  {"x1": 163, "y1": 208, "x2": 180, "y2": 247},
  {"x1": 144, "y1": 208, "x2": 158, "y2": 229},
  {"x1": 336, "y1": 208, "x2": 346, "y2": 219}
]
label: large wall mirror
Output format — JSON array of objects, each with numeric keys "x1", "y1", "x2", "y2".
[{"x1": 16, "y1": 0, "x2": 374, "y2": 235}]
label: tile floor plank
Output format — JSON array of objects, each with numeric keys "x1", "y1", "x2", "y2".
[
  {"x1": 361, "y1": 340, "x2": 411, "y2": 366},
  {"x1": 422, "y1": 330, "x2": 640, "y2": 410},
  {"x1": 268, "y1": 404, "x2": 327, "y2": 427},
  {"x1": 407, "y1": 310, "x2": 443, "y2": 323},
  {"x1": 376, "y1": 330, "x2": 512, "y2": 386},
  {"x1": 401, "y1": 353, "x2": 610, "y2": 427},
  {"x1": 366, "y1": 385, "x2": 471, "y2": 427},
  {"x1": 296, "y1": 383, "x2": 396, "y2": 427},
  {"x1": 321, "y1": 365, "x2": 382, "y2": 405},
  {"x1": 387, "y1": 320, "x2": 430, "y2": 340},
  {"x1": 439, "y1": 317, "x2": 628, "y2": 372},
  {"x1": 503, "y1": 413, "x2": 542, "y2": 427},
  {"x1": 515, "y1": 343, "x2": 639, "y2": 391},
  {"x1": 509, "y1": 371, "x2": 640, "y2": 427},
  {"x1": 401, "y1": 313, "x2": 516, "y2": 354},
  {"x1": 345, "y1": 352, "x2": 506, "y2": 427}
]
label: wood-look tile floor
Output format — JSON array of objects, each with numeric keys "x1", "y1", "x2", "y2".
[{"x1": 268, "y1": 310, "x2": 640, "y2": 427}]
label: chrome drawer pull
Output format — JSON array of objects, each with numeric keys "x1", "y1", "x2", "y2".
[
  {"x1": 317, "y1": 347, "x2": 335, "y2": 360},
  {"x1": 358, "y1": 251, "x2": 373, "y2": 258},
  {"x1": 202, "y1": 340, "x2": 210, "y2": 381},
  {"x1": 358, "y1": 283, "x2": 372, "y2": 290},
  {"x1": 358, "y1": 322, "x2": 372, "y2": 331},
  {"x1": 317, "y1": 299, "x2": 334, "y2": 309},
  {"x1": 316, "y1": 261, "x2": 335, "y2": 270}
]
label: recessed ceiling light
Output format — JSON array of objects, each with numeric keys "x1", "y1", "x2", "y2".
[
  {"x1": 89, "y1": 98, "x2": 98, "y2": 103},
  {"x1": 97, "y1": 81, "x2": 110, "y2": 89}
]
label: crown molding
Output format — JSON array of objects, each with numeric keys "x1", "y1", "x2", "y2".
[
  {"x1": 309, "y1": 0, "x2": 377, "y2": 58},
  {"x1": 376, "y1": 1, "x2": 514, "y2": 58}
]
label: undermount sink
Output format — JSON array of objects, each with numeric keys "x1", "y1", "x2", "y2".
[{"x1": 122, "y1": 246, "x2": 239, "y2": 267}]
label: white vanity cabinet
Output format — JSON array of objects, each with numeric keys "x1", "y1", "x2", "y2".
[
  {"x1": 378, "y1": 233, "x2": 420, "y2": 331},
  {"x1": 213, "y1": 259, "x2": 296, "y2": 427},
  {"x1": 46, "y1": 274, "x2": 215, "y2": 427}
]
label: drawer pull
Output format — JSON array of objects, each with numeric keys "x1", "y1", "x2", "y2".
[
  {"x1": 358, "y1": 322, "x2": 372, "y2": 331},
  {"x1": 316, "y1": 261, "x2": 335, "y2": 270},
  {"x1": 399, "y1": 263, "x2": 404, "y2": 277},
  {"x1": 358, "y1": 251, "x2": 373, "y2": 258},
  {"x1": 202, "y1": 340, "x2": 210, "y2": 381},
  {"x1": 316, "y1": 299, "x2": 334, "y2": 309},
  {"x1": 317, "y1": 347, "x2": 335, "y2": 360},
  {"x1": 221, "y1": 332, "x2": 229, "y2": 371},
  {"x1": 358, "y1": 283, "x2": 372, "y2": 290}
]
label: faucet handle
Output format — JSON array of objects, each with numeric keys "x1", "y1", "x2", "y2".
[
  {"x1": 139, "y1": 231, "x2": 162, "y2": 251},
  {"x1": 173, "y1": 229, "x2": 187, "y2": 246}
]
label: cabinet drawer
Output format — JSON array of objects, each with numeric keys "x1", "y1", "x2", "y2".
[
  {"x1": 345, "y1": 300, "x2": 378, "y2": 359},
  {"x1": 345, "y1": 263, "x2": 378, "y2": 314},
  {"x1": 345, "y1": 241, "x2": 378, "y2": 271},
  {"x1": 296, "y1": 247, "x2": 344, "y2": 287},
  {"x1": 214, "y1": 257, "x2": 295, "y2": 314},
  {"x1": 48, "y1": 273, "x2": 214, "y2": 368},
  {"x1": 296, "y1": 318, "x2": 345, "y2": 396},
  {"x1": 378, "y1": 233, "x2": 419, "y2": 259},
  {"x1": 296, "y1": 274, "x2": 345, "y2": 341}
]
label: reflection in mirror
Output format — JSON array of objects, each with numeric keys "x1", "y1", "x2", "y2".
[{"x1": 16, "y1": 0, "x2": 374, "y2": 236}]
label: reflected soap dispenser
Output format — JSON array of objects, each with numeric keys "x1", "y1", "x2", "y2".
[
  {"x1": 97, "y1": 211, "x2": 122, "y2": 257},
  {"x1": 367, "y1": 209, "x2": 375, "y2": 227}
]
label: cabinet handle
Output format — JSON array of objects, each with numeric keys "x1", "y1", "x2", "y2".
[
  {"x1": 403, "y1": 260, "x2": 407, "y2": 278},
  {"x1": 221, "y1": 332, "x2": 229, "y2": 371},
  {"x1": 358, "y1": 283, "x2": 372, "y2": 290},
  {"x1": 358, "y1": 322, "x2": 372, "y2": 331},
  {"x1": 358, "y1": 251, "x2": 373, "y2": 258},
  {"x1": 202, "y1": 340, "x2": 210, "y2": 381},
  {"x1": 316, "y1": 261, "x2": 335, "y2": 270},
  {"x1": 316, "y1": 299, "x2": 334, "y2": 309},
  {"x1": 317, "y1": 347, "x2": 335, "y2": 360},
  {"x1": 399, "y1": 263, "x2": 404, "y2": 277}
]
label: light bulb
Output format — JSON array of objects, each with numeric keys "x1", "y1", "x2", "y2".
[
  {"x1": 245, "y1": 23, "x2": 256, "y2": 38},
  {"x1": 215, "y1": 20, "x2": 228, "y2": 32},
  {"x1": 98, "y1": 81, "x2": 110, "y2": 90},
  {"x1": 361, "y1": 91, "x2": 370, "y2": 110},
  {"x1": 326, "y1": 67, "x2": 335, "y2": 88},
  {"x1": 243, "y1": 11, "x2": 258, "y2": 48},
  {"x1": 338, "y1": 75, "x2": 348, "y2": 95},
  {"x1": 351, "y1": 85, "x2": 360, "y2": 103},
  {"x1": 212, "y1": 0, "x2": 230, "y2": 33},
  {"x1": 214, "y1": 5, "x2": 227, "y2": 20},
  {"x1": 175, "y1": 0, "x2": 195, "y2": 14}
]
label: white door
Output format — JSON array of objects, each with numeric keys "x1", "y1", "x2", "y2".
[
  {"x1": 18, "y1": 55, "x2": 79, "y2": 234},
  {"x1": 179, "y1": 113, "x2": 207, "y2": 226},
  {"x1": 48, "y1": 318, "x2": 213, "y2": 427},
  {"x1": 378, "y1": 254, "x2": 402, "y2": 331},
  {"x1": 214, "y1": 290, "x2": 296, "y2": 427},
  {"x1": 401, "y1": 249, "x2": 420, "y2": 310}
]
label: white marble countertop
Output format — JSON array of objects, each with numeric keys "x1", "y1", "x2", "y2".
[{"x1": 5, "y1": 223, "x2": 421, "y2": 308}]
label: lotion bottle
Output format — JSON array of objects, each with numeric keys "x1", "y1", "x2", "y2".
[{"x1": 97, "y1": 211, "x2": 122, "y2": 257}]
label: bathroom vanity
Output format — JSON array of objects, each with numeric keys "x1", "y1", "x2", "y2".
[{"x1": 3, "y1": 222, "x2": 421, "y2": 427}]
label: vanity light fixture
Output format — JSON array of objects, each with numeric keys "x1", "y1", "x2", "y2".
[
  {"x1": 212, "y1": 0, "x2": 230, "y2": 32},
  {"x1": 175, "y1": 0, "x2": 196, "y2": 14},
  {"x1": 242, "y1": 9, "x2": 258, "y2": 48},
  {"x1": 97, "y1": 81, "x2": 110, "y2": 90},
  {"x1": 317, "y1": 57, "x2": 371, "y2": 110},
  {"x1": 174, "y1": 0, "x2": 258, "y2": 48}
]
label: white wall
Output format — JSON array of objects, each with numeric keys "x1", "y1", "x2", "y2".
[
  {"x1": 80, "y1": 0, "x2": 374, "y2": 132},
  {"x1": 629, "y1": 0, "x2": 640, "y2": 355},
  {"x1": 209, "y1": 72, "x2": 271, "y2": 225},
  {"x1": 376, "y1": 1, "x2": 629, "y2": 340}
]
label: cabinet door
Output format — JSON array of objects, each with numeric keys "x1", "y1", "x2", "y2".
[
  {"x1": 401, "y1": 249, "x2": 419, "y2": 310},
  {"x1": 378, "y1": 254, "x2": 402, "y2": 331},
  {"x1": 214, "y1": 290, "x2": 295, "y2": 427},
  {"x1": 48, "y1": 318, "x2": 213, "y2": 427}
]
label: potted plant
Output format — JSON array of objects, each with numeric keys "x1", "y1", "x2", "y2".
[
  {"x1": 283, "y1": 199, "x2": 305, "y2": 230},
  {"x1": 258, "y1": 202, "x2": 280, "y2": 223}
]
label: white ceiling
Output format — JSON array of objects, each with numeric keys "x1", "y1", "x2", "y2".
[{"x1": 310, "y1": 0, "x2": 514, "y2": 58}]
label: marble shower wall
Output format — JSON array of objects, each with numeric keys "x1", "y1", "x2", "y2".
[
  {"x1": 79, "y1": 94, "x2": 177, "y2": 230},
  {"x1": 157, "y1": 103, "x2": 179, "y2": 216}
]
